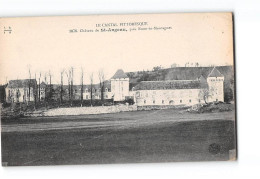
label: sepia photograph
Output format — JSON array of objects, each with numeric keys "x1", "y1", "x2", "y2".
[{"x1": 0, "y1": 12, "x2": 236, "y2": 166}]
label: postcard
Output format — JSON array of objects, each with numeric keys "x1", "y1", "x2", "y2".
[{"x1": 0, "y1": 12, "x2": 236, "y2": 166}]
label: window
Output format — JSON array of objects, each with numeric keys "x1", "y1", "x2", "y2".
[
  {"x1": 180, "y1": 100, "x2": 182, "y2": 103},
  {"x1": 153, "y1": 100, "x2": 155, "y2": 104},
  {"x1": 216, "y1": 99, "x2": 218, "y2": 102},
  {"x1": 199, "y1": 99, "x2": 201, "y2": 103},
  {"x1": 162, "y1": 100, "x2": 164, "y2": 104},
  {"x1": 144, "y1": 100, "x2": 146, "y2": 104},
  {"x1": 86, "y1": 95, "x2": 88, "y2": 99},
  {"x1": 105, "y1": 88, "x2": 108, "y2": 92},
  {"x1": 169, "y1": 100, "x2": 174, "y2": 105},
  {"x1": 105, "y1": 95, "x2": 108, "y2": 98},
  {"x1": 85, "y1": 88, "x2": 88, "y2": 93},
  {"x1": 189, "y1": 99, "x2": 191, "y2": 103}
]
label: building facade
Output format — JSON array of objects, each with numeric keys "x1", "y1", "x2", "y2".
[
  {"x1": 131, "y1": 67, "x2": 224, "y2": 106},
  {"x1": 111, "y1": 69, "x2": 130, "y2": 101},
  {"x1": 5, "y1": 67, "x2": 224, "y2": 106},
  {"x1": 5, "y1": 79, "x2": 37, "y2": 103}
]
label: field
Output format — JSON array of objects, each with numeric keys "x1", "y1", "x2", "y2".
[{"x1": 1, "y1": 109, "x2": 236, "y2": 166}]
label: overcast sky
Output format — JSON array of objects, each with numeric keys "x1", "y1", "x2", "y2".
[{"x1": 0, "y1": 13, "x2": 233, "y2": 85}]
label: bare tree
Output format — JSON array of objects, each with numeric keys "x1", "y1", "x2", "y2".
[
  {"x1": 60, "y1": 70, "x2": 64, "y2": 104},
  {"x1": 199, "y1": 86, "x2": 213, "y2": 104},
  {"x1": 65, "y1": 69, "x2": 71, "y2": 104},
  {"x1": 34, "y1": 73, "x2": 37, "y2": 109},
  {"x1": 80, "y1": 67, "x2": 84, "y2": 107},
  {"x1": 70, "y1": 67, "x2": 74, "y2": 106},
  {"x1": 28, "y1": 65, "x2": 31, "y2": 103},
  {"x1": 98, "y1": 69, "x2": 105, "y2": 104},
  {"x1": 38, "y1": 72, "x2": 41, "y2": 102},
  {"x1": 48, "y1": 70, "x2": 53, "y2": 102},
  {"x1": 89, "y1": 72, "x2": 94, "y2": 106},
  {"x1": 44, "y1": 73, "x2": 47, "y2": 107}
]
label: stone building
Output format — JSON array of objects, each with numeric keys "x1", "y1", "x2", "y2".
[
  {"x1": 5, "y1": 79, "x2": 37, "y2": 103},
  {"x1": 5, "y1": 67, "x2": 225, "y2": 106},
  {"x1": 111, "y1": 69, "x2": 130, "y2": 101},
  {"x1": 130, "y1": 67, "x2": 224, "y2": 106}
]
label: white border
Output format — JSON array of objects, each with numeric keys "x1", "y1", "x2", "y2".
[{"x1": 1, "y1": 0, "x2": 260, "y2": 178}]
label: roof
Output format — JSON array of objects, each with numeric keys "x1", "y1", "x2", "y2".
[
  {"x1": 7, "y1": 79, "x2": 37, "y2": 88},
  {"x1": 132, "y1": 80, "x2": 203, "y2": 90},
  {"x1": 207, "y1": 67, "x2": 224, "y2": 77},
  {"x1": 40, "y1": 82, "x2": 47, "y2": 87},
  {"x1": 111, "y1": 69, "x2": 129, "y2": 79}
]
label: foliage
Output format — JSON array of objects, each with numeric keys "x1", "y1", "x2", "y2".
[{"x1": 224, "y1": 87, "x2": 234, "y2": 103}]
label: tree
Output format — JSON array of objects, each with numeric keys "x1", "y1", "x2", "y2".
[
  {"x1": 98, "y1": 69, "x2": 105, "y2": 105},
  {"x1": 38, "y1": 72, "x2": 41, "y2": 102},
  {"x1": 28, "y1": 65, "x2": 31, "y2": 103},
  {"x1": 199, "y1": 86, "x2": 213, "y2": 104},
  {"x1": 89, "y1": 72, "x2": 94, "y2": 106},
  {"x1": 44, "y1": 73, "x2": 48, "y2": 107},
  {"x1": 224, "y1": 87, "x2": 233, "y2": 103},
  {"x1": 80, "y1": 67, "x2": 84, "y2": 107},
  {"x1": 48, "y1": 70, "x2": 53, "y2": 102},
  {"x1": 65, "y1": 69, "x2": 72, "y2": 105},
  {"x1": 152, "y1": 66, "x2": 162, "y2": 71},
  {"x1": 70, "y1": 67, "x2": 74, "y2": 106},
  {"x1": 34, "y1": 73, "x2": 37, "y2": 109},
  {"x1": 185, "y1": 62, "x2": 190, "y2": 67},
  {"x1": 60, "y1": 70, "x2": 64, "y2": 104}
]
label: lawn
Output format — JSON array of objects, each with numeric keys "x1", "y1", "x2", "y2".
[{"x1": 1, "y1": 109, "x2": 236, "y2": 166}]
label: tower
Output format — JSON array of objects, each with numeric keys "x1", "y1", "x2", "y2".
[
  {"x1": 207, "y1": 67, "x2": 225, "y2": 102},
  {"x1": 110, "y1": 69, "x2": 129, "y2": 101}
]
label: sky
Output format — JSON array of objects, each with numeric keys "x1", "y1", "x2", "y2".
[{"x1": 0, "y1": 13, "x2": 234, "y2": 85}]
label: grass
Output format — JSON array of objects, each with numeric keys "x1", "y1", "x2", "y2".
[{"x1": 1, "y1": 109, "x2": 236, "y2": 166}]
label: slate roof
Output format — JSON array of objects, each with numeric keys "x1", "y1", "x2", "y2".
[
  {"x1": 111, "y1": 69, "x2": 129, "y2": 79},
  {"x1": 40, "y1": 82, "x2": 47, "y2": 88},
  {"x1": 207, "y1": 67, "x2": 224, "y2": 77},
  {"x1": 133, "y1": 80, "x2": 203, "y2": 90},
  {"x1": 7, "y1": 79, "x2": 37, "y2": 88}
]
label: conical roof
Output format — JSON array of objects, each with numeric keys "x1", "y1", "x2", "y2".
[
  {"x1": 208, "y1": 67, "x2": 224, "y2": 77},
  {"x1": 111, "y1": 69, "x2": 128, "y2": 79}
]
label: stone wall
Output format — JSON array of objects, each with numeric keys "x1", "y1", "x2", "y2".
[
  {"x1": 137, "y1": 105, "x2": 189, "y2": 111},
  {"x1": 135, "y1": 89, "x2": 203, "y2": 106},
  {"x1": 43, "y1": 104, "x2": 137, "y2": 116}
]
